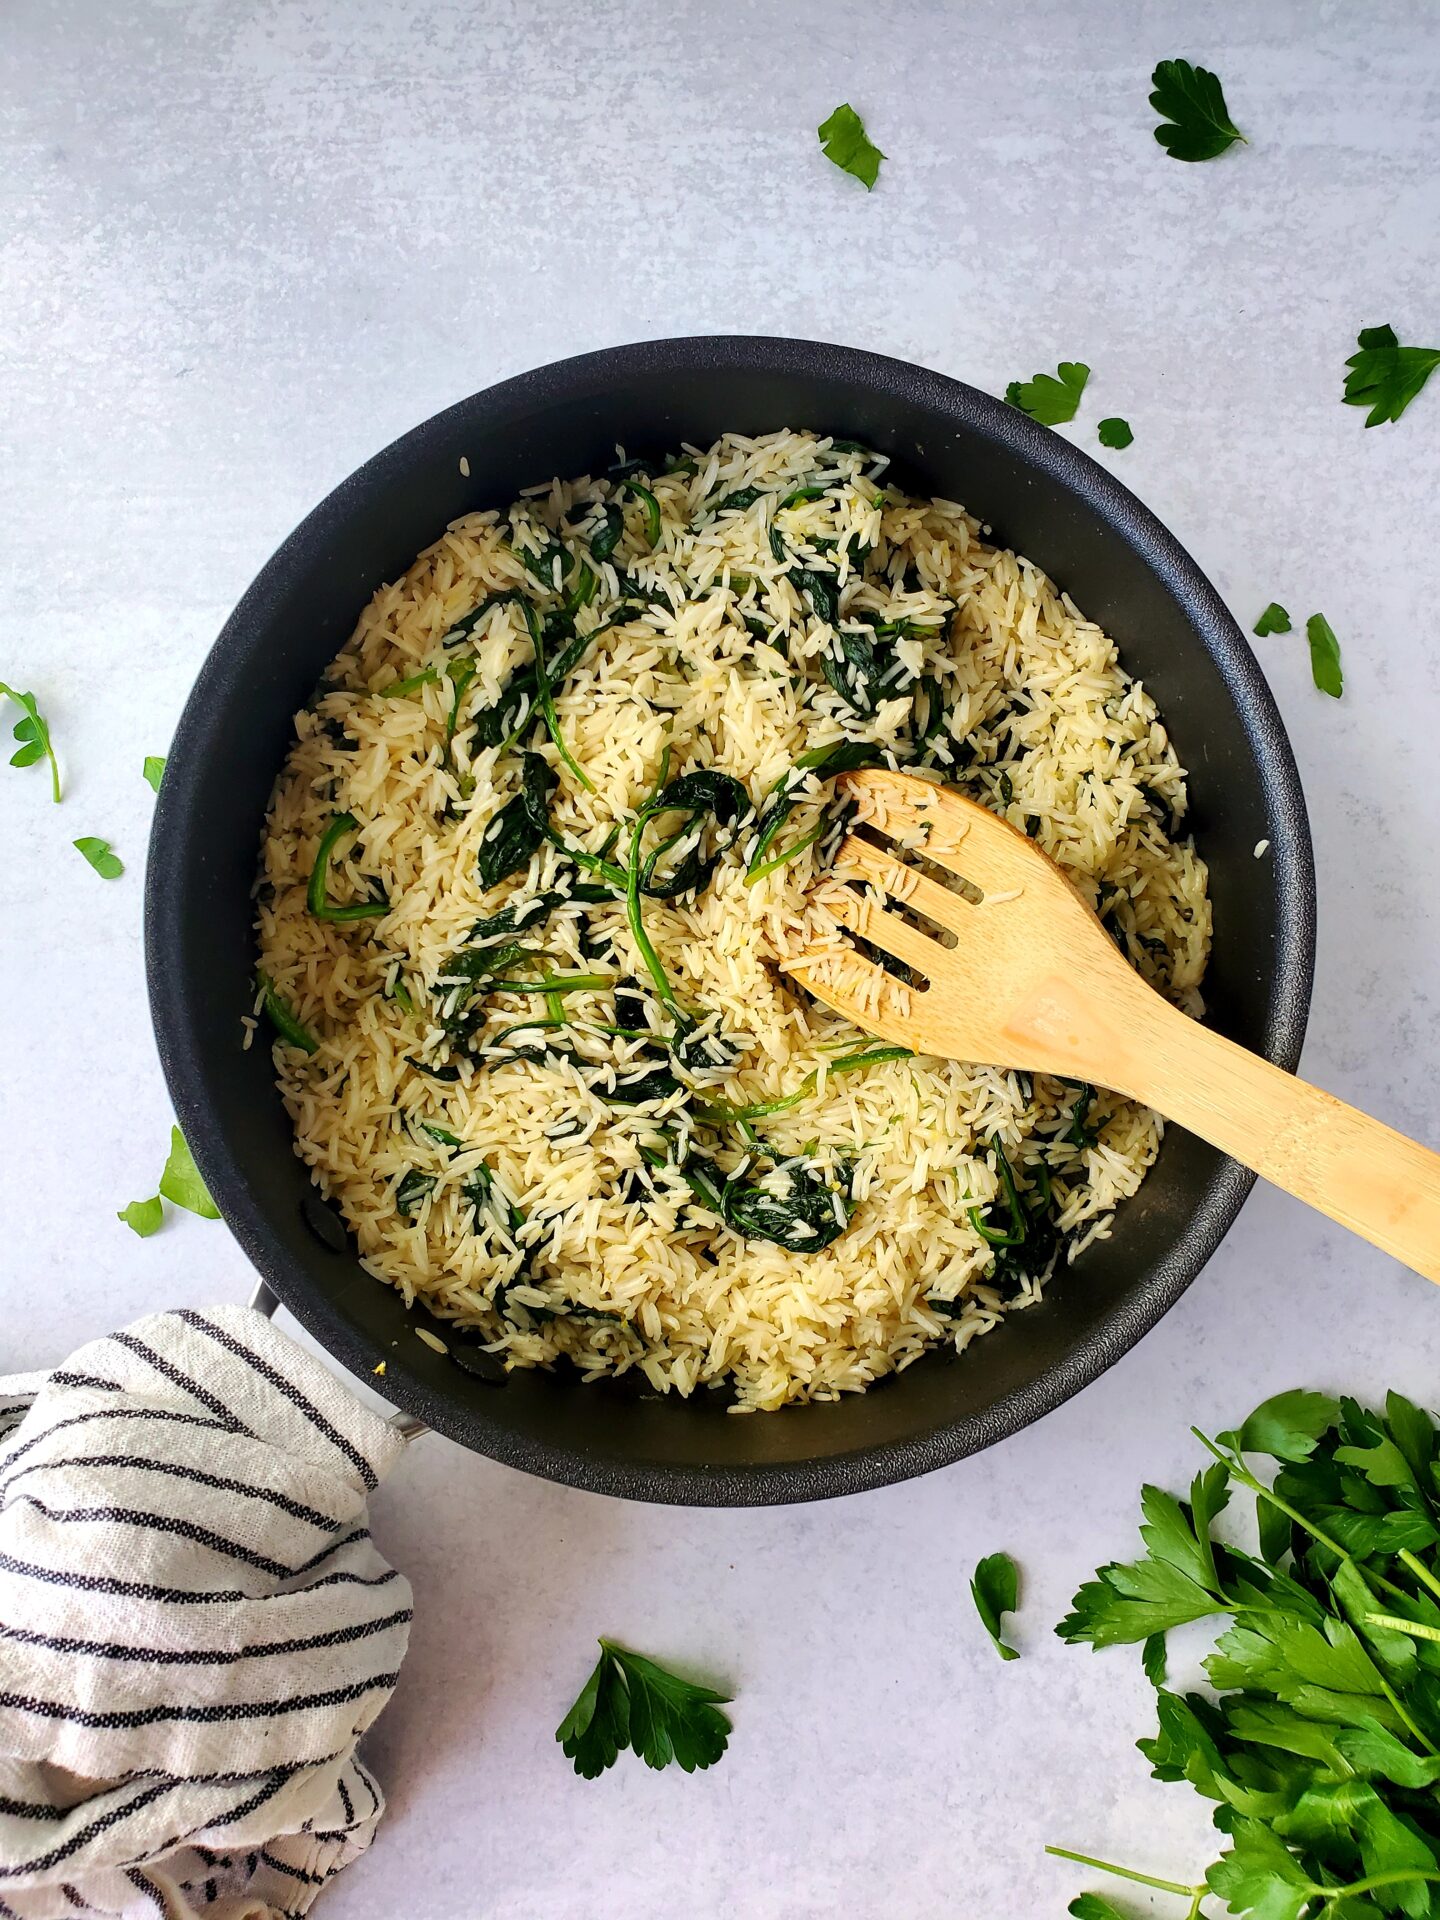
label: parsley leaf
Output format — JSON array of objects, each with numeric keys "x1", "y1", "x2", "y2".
[
  {"x1": 1305, "y1": 613, "x2": 1343, "y2": 699},
  {"x1": 74, "y1": 836, "x2": 123, "y2": 879},
  {"x1": 143, "y1": 755, "x2": 167, "y2": 793},
  {"x1": 557, "y1": 1639, "x2": 732, "y2": 1778},
  {"x1": 1218, "y1": 1387, "x2": 1339, "y2": 1462},
  {"x1": 1097, "y1": 417, "x2": 1133, "y2": 449},
  {"x1": 817, "y1": 103, "x2": 884, "y2": 190},
  {"x1": 117, "y1": 1196, "x2": 164, "y2": 1238},
  {"x1": 1067, "y1": 1898, "x2": 1135, "y2": 1920},
  {"x1": 970, "y1": 1551, "x2": 1020, "y2": 1660},
  {"x1": 1057, "y1": 1474, "x2": 1231, "y2": 1648},
  {"x1": 1005, "y1": 362, "x2": 1090, "y2": 426},
  {"x1": 1149, "y1": 59, "x2": 1246, "y2": 162},
  {"x1": 1205, "y1": 1818, "x2": 1313, "y2": 1920},
  {"x1": 1343, "y1": 323, "x2": 1440, "y2": 427},
  {"x1": 1, "y1": 683, "x2": 61, "y2": 802},
  {"x1": 1253, "y1": 601, "x2": 1292, "y2": 637},
  {"x1": 1141, "y1": 1631, "x2": 1167, "y2": 1687},
  {"x1": 158, "y1": 1125, "x2": 220, "y2": 1219}
]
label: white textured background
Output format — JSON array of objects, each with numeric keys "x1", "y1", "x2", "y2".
[{"x1": 3, "y1": 2, "x2": 1439, "y2": 1914}]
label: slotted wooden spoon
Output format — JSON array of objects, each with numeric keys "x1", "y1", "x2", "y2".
[{"x1": 784, "y1": 768, "x2": 1440, "y2": 1283}]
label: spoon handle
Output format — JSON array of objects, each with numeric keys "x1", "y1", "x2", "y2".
[{"x1": 1117, "y1": 997, "x2": 1440, "y2": 1284}]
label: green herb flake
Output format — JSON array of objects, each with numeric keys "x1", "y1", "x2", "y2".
[
  {"x1": 1149, "y1": 59, "x2": 1246, "y2": 162},
  {"x1": 117, "y1": 1196, "x2": 164, "y2": 1238},
  {"x1": 1005, "y1": 362, "x2": 1090, "y2": 426},
  {"x1": 0, "y1": 683, "x2": 61, "y2": 802},
  {"x1": 1097, "y1": 417, "x2": 1134, "y2": 450},
  {"x1": 142, "y1": 755, "x2": 167, "y2": 793},
  {"x1": 74, "y1": 836, "x2": 123, "y2": 879},
  {"x1": 1305, "y1": 613, "x2": 1343, "y2": 699},
  {"x1": 556, "y1": 1638, "x2": 732, "y2": 1779},
  {"x1": 1253, "y1": 602, "x2": 1292, "y2": 637},
  {"x1": 817, "y1": 103, "x2": 885, "y2": 190},
  {"x1": 1343, "y1": 324, "x2": 1440, "y2": 427},
  {"x1": 158, "y1": 1125, "x2": 220, "y2": 1220},
  {"x1": 970, "y1": 1550, "x2": 1020, "y2": 1660}
]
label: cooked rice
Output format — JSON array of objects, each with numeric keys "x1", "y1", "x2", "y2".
[{"x1": 256, "y1": 430, "x2": 1210, "y2": 1412}]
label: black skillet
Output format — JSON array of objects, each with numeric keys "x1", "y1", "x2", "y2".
[{"x1": 144, "y1": 336, "x2": 1315, "y2": 1505}]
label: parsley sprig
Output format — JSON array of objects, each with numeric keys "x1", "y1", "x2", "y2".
[
  {"x1": 557, "y1": 1639, "x2": 732, "y2": 1778},
  {"x1": 1, "y1": 683, "x2": 60, "y2": 802},
  {"x1": 1150, "y1": 59, "x2": 1246, "y2": 163},
  {"x1": 1343, "y1": 324, "x2": 1440, "y2": 427},
  {"x1": 1053, "y1": 1388, "x2": 1440, "y2": 1918},
  {"x1": 1006, "y1": 362, "x2": 1090, "y2": 426}
]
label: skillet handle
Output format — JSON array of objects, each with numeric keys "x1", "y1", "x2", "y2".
[
  {"x1": 247, "y1": 1277, "x2": 429, "y2": 1444},
  {"x1": 248, "y1": 1277, "x2": 282, "y2": 1318}
]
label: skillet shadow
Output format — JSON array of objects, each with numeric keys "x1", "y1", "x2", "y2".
[{"x1": 357, "y1": 1444, "x2": 625, "y2": 1812}]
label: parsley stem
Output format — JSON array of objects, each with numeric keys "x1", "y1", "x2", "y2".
[
  {"x1": 1399, "y1": 1548, "x2": 1440, "y2": 1608},
  {"x1": 1319, "y1": 1870, "x2": 1440, "y2": 1905},
  {"x1": 1191, "y1": 1429, "x2": 1415, "y2": 1607},
  {"x1": 1364, "y1": 1610, "x2": 1440, "y2": 1644},
  {"x1": 1044, "y1": 1846, "x2": 1201, "y2": 1899},
  {"x1": 1374, "y1": 1672, "x2": 1438, "y2": 1756}
]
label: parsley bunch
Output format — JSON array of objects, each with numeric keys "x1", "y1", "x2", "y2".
[{"x1": 1053, "y1": 1389, "x2": 1440, "y2": 1918}]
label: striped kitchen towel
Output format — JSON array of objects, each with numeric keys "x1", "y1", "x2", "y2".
[{"x1": 0, "y1": 1305, "x2": 414, "y2": 1918}]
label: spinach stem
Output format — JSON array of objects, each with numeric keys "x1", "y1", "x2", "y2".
[
  {"x1": 621, "y1": 478, "x2": 662, "y2": 547},
  {"x1": 968, "y1": 1137, "x2": 1027, "y2": 1247},
  {"x1": 543, "y1": 826, "x2": 627, "y2": 892},
  {"x1": 377, "y1": 665, "x2": 440, "y2": 697},
  {"x1": 625, "y1": 796, "x2": 688, "y2": 1029},
  {"x1": 525, "y1": 605, "x2": 593, "y2": 792},
  {"x1": 487, "y1": 972, "x2": 613, "y2": 994},
  {"x1": 307, "y1": 813, "x2": 389, "y2": 922},
  {"x1": 256, "y1": 969, "x2": 319, "y2": 1054},
  {"x1": 696, "y1": 1046, "x2": 911, "y2": 1124},
  {"x1": 744, "y1": 818, "x2": 827, "y2": 885}
]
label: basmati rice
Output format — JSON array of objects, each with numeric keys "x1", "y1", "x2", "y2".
[{"x1": 256, "y1": 430, "x2": 1210, "y2": 1412}]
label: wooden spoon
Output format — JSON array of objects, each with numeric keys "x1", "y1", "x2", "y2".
[{"x1": 783, "y1": 768, "x2": 1440, "y2": 1283}]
